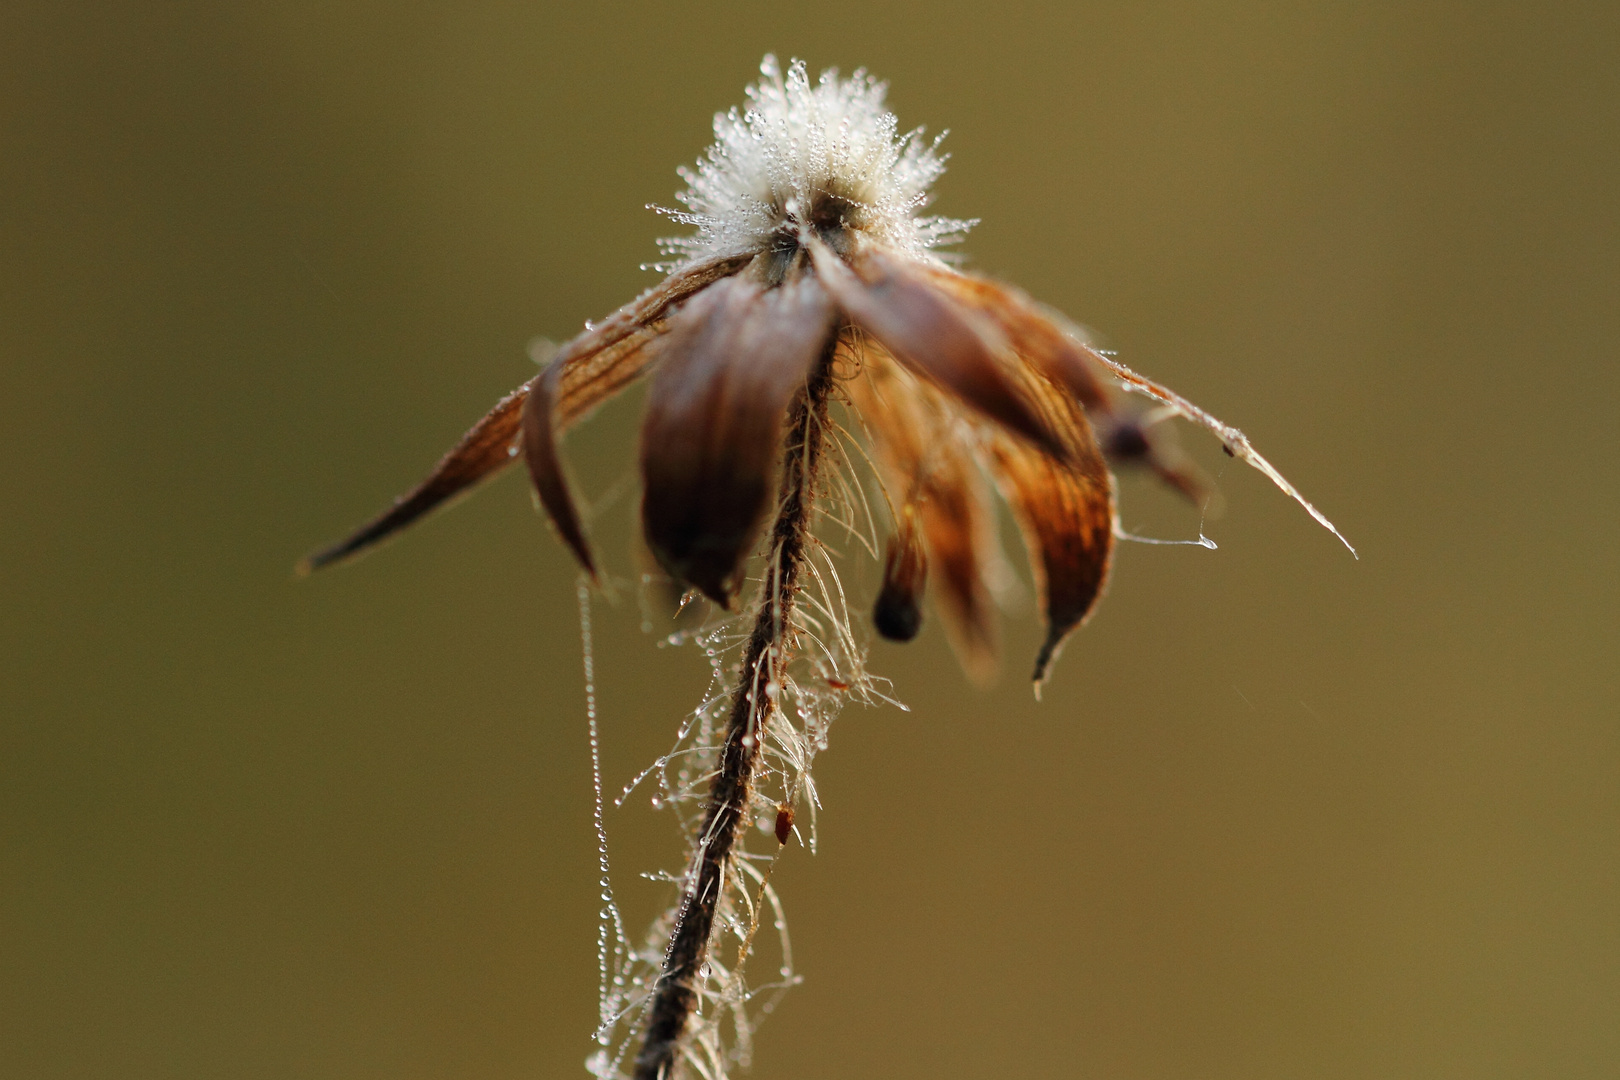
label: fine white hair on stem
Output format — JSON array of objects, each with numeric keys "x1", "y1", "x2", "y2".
[
  {"x1": 653, "y1": 54, "x2": 975, "y2": 272},
  {"x1": 586, "y1": 410, "x2": 900, "y2": 1080}
]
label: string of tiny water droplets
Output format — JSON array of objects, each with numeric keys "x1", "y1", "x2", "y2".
[{"x1": 577, "y1": 577, "x2": 629, "y2": 1053}]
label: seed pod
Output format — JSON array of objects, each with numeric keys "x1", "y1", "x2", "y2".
[
  {"x1": 774, "y1": 804, "x2": 795, "y2": 845},
  {"x1": 874, "y1": 503, "x2": 928, "y2": 642}
]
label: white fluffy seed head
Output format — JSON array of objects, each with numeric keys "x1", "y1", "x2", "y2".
[{"x1": 654, "y1": 55, "x2": 976, "y2": 272}]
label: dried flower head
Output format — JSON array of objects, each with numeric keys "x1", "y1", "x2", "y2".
[
  {"x1": 302, "y1": 55, "x2": 1348, "y2": 681},
  {"x1": 301, "y1": 55, "x2": 1352, "y2": 1080}
]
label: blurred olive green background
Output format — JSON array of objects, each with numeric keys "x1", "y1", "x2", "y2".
[{"x1": 3, "y1": 2, "x2": 1617, "y2": 1078}]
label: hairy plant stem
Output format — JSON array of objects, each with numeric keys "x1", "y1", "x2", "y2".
[{"x1": 634, "y1": 342, "x2": 837, "y2": 1080}]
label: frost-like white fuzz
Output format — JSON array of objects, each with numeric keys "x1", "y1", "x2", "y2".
[{"x1": 656, "y1": 55, "x2": 975, "y2": 270}]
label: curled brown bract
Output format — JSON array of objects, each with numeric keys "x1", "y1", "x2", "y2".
[
  {"x1": 521, "y1": 363, "x2": 594, "y2": 576},
  {"x1": 638, "y1": 266, "x2": 837, "y2": 606}
]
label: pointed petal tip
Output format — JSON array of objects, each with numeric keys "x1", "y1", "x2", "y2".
[
  {"x1": 1031, "y1": 630, "x2": 1064, "y2": 689},
  {"x1": 563, "y1": 536, "x2": 601, "y2": 580},
  {"x1": 293, "y1": 538, "x2": 361, "y2": 577},
  {"x1": 687, "y1": 567, "x2": 736, "y2": 610}
]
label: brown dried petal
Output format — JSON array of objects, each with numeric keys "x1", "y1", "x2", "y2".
[
  {"x1": 985, "y1": 370, "x2": 1117, "y2": 686},
  {"x1": 917, "y1": 453, "x2": 1000, "y2": 681},
  {"x1": 845, "y1": 340, "x2": 999, "y2": 679},
  {"x1": 301, "y1": 253, "x2": 749, "y2": 575},
  {"x1": 810, "y1": 241, "x2": 1069, "y2": 461},
  {"x1": 522, "y1": 360, "x2": 596, "y2": 575},
  {"x1": 915, "y1": 264, "x2": 1117, "y2": 416},
  {"x1": 520, "y1": 254, "x2": 757, "y2": 573},
  {"x1": 639, "y1": 271, "x2": 836, "y2": 606}
]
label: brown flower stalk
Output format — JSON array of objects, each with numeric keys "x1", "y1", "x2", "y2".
[{"x1": 634, "y1": 337, "x2": 835, "y2": 1080}]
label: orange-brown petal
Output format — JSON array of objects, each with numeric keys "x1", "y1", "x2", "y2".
[
  {"x1": 913, "y1": 264, "x2": 1117, "y2": 417},
  {"x1": 522, "y1": 360, "x2": 596, "y2": 576},
  {"x1": 639, "y1": 270, "x2": 837, "y2": 606},
  {"x1": 810, "y1": 242, "x2": 1068, "y2": 461},
  {"x1": 985, "y1": 371, "x2": 1116, "y2": 686},
  {"x1": 844, "y1": 339, "x2": 999, "y2": 679},
  {"x1": 917, "y1": 449, "x2": 999, "y2": 681}
]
